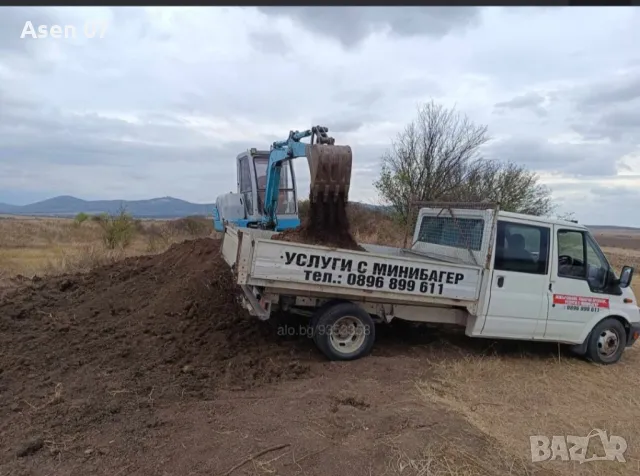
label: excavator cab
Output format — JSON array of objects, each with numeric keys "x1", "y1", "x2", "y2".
[{"x1": 239, "y1": 150, "x2": 299, "y2": 229}]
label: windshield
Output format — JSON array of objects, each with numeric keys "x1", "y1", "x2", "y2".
[{"x1": 253, "y1": 157, "x2": 296, "y2": 214}]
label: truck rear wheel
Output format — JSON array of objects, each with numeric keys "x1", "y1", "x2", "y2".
[
  {"x1": 586, "y1": 318, "x2": 626, "y2": 365},
  {"x1": 313, "y1": 303, "x2": 375, "y2": 361}
]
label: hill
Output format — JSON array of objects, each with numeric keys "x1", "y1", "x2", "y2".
[{"x1": 0, "y1": 196, "x2": 214, "y2": 218}]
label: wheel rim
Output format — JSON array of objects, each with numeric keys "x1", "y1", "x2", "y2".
[
  {"x1": 597, "y1": 329, "x2": 621, "y2": 358},
  {"x1": 329, "y1": 316, "x2": 366, "y2": 355}
]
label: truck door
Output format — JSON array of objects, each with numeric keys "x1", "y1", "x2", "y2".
[
  {"x1": 482, "y1": 219, "x2": 551, "y2": 339},
  {"x1": 545, "y1": 227, "x2": 615, "y2": 341}
]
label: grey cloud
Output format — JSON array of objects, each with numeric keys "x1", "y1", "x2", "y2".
[
  {"x1": 567, "y1": 72, "x2": 640, "y2": 144},
  {"x1": 249, "y1": 31, "x2": 291, "y2": 55},
  {"x1": 578, "y1": 74, "x2": 640, "y2": 109},
  {"x1": 0, "y1": 7, "x2": 64, "y2": 74},
  {"x1": 109, "y1": 7, "x2": 160, "y2": 41},
  {"x1": 257, "y1": 7, "x2": 481, "y2": 48},
  {"x1": 313, "y1": 118, "x2": 365, "y2": 134},
  {"x1": 571, "y1": 107, "x2": 640, "y2": 142},
  {"x1": 332, "y1": 77, "x2": 441, "y2": 110},
  {"x1": 483, "y1": 136, "x2": 627, "y2": 177},
  {"x1": 590, "y1": 186, "x2": 639, "y2": 200},
  {"x1": 0, "y1": 7, "x2": 53, "y2": 54},
  {"x1": 546, "y1": 182, "x2": 640, "y2": 227},
  {"x1": 0, "y1": 88, "x2": 227, "y2": 169},
  {"x1": 494, "y1": 92, "x2": 547, "y2": 117},
  {"x1": 333, "y1": 88, "x2": 385, "y2": 110}
]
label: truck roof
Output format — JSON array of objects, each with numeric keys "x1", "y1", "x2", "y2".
[{"x1": 498, "y1": 210, "x2": 588, "y2": 230}]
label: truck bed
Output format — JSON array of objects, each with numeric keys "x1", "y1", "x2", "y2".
[{"x1": 221, "y1": 226, "x2": 485, "y2": 310}]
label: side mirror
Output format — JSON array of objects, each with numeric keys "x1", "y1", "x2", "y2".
[{"x1": 619, "y1": 266, "x2": 634, "y2": 288}]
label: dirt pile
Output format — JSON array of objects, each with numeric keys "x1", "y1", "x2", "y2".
[
  {"x1": 0, "y1": 239, "x2": 313, "y2": 429},
  {"x1": 273, "y1": 192, "x2": 365, "y2": 251}
]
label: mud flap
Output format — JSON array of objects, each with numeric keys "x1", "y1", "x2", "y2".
[{"x1": 240, "y1": 285, "x2": 271, "y2": 320}]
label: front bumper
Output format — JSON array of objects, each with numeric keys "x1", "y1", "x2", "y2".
[{"x1": 626, "y1": 323, "x2": 640, "y2": 347}]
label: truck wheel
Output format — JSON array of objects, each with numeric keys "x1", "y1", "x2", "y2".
[
  {"x1": 313, "y1": 303, "x2": 375, "y2": 361},
  {"x1": 586, "y1": 318, "x2": 626, "y2": 365}
]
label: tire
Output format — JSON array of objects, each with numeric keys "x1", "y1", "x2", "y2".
[
  {"x1": 313, "y1": 302, "x2": 375, "y2": 361},
  {"x1": 309, "y1": 300, "x2": 342, "y2": 348},
  {"x1": 586, "y1": 318, "x2": 627, "y2": 365}
]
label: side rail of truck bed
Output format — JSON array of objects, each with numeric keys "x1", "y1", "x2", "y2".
[{"x1": 222, "y1": 225, "x2": 485, "y2": 310}]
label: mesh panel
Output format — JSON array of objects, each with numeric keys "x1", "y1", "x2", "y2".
[
  {"x1": 417, "y1": 216, "x2": 484, "y2": 251},
  {"x1": 409, "y1": 202, "x2": 498, "y2": 267}
]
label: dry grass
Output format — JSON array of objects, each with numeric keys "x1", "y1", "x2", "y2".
[
  {"x1": 416, "y1": 344, "x2": 640, "y2": 475},
  {"x1": 0, "y1": 215, "x2": 216, "y2": 279},
  {"x1": 347, "y1": 203, "x2": 407, "y2": 247},
  {"x1": 411, "y1": 244, "x2": 640, "y2": 476}
]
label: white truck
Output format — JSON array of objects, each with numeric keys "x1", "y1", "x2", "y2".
[{"x1": 220, "y1": 204, "x2": 640, "y2": 364}]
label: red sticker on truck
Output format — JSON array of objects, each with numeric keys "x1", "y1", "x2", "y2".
[{"x1": 553, "y1": 294, "x2": 609, "y2": 312}]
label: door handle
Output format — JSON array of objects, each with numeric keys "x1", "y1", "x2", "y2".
[{"x1": 497, "y1": 276, "x2": 504, "y2": 288}]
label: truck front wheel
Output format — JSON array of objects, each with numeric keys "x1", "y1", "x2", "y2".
[
  {"x1": 313, "y1": 303, "x2": 375, "y2": 361},
  {"x1": 586, "y1": 318, "x2": 627, "y2": 364}
]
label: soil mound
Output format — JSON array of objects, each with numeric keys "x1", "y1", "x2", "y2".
[
  {"x1": 0, "y1": 238, "x2": 312, "y2": 423},
  {"x1": 273, "y1": 193, "x2": 365, "y2": 251}
]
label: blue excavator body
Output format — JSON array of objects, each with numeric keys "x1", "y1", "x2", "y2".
[{"x1": 213, "y1": 126, "x2": 352, "y2": 232}]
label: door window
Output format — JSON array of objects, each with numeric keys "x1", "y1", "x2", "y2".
[
  {"x1": 557, "y1": 230, "x2": 610, "y2": 291},
  {"x1": 494, "y1": 221, "x2": 550, "y2": 275}
]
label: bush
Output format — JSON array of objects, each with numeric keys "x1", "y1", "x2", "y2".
[
  {"x1": 98, "y1": 207, "x2": 136, "y2": 249},
  {"x1": 74, "y1": 212, "x2": 89, "y2": 226},
  {"x1": 166, "y1": 216, "x2": 212, "y2": 237}
]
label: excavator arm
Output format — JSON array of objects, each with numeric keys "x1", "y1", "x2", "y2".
[{"x1": 261, "y1": 126, "x2": 352, "y2": 229}]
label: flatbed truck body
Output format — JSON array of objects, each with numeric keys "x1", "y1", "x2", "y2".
[{"x1": 220, "y1": 205, "x2": 640, "y2": 364}]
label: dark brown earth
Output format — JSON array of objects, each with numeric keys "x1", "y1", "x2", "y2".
[
  {"x1": 0, "y1": 238, "x2": 555, "y2": 476},
  {"x1": 273, "y1": 193, "x2": 365, "y2": 251}
]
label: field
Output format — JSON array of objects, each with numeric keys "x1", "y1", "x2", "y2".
[{"x1": 1, "y1": 208, "x2": 640, "y2": 476}]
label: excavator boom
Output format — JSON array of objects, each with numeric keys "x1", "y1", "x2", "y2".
[{"x1": 262, "y1": 126, "x2": 352, "y2": 229}]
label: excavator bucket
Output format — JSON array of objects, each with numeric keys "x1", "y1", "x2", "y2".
[{"x1": 306, "y1": 144, "x2": 353, "y2": 203}]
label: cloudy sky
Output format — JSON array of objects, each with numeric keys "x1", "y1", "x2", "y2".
[{"x1": 1, "y1": 6, "x2": 640, "y2": 226}]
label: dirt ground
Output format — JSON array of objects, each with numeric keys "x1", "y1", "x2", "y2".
[
  {"x1": 2, "y1": 232, "x2": 640, "y2": 475},
  {"x1": 273, "y1": 194, "x2": 364, "y2": 251}
]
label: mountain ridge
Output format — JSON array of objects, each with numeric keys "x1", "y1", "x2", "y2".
[
  {"x1": 0, "y1": 195, "x2": 215, "y2": 218},
  {"x1": 1, "y1": 196, "x2": 638, "y2": 230}
]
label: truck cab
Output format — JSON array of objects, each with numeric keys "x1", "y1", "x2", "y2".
[{"x1": 471, "y1": 211, "x2": 638, "y2": 362}]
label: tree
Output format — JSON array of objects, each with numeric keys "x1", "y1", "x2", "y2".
[
  {"x1": 454, "y1": 160, "x2": 553, "y2": 216},
  {"x1": 374, "y1": 100, "x2": 554, "y2": 222}
]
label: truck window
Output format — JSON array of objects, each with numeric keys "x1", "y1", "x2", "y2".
[
  {"x1": 494, "y1": 221, "x2": 549, "y2": 274},
  {"x1": 417, "y1": 216, "x2": 484, "y2": 251},
  {"x1": 557, "y1": 230, "x2": 610, "y2": 290}
]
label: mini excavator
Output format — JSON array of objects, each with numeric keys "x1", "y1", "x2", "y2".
[{"x1": 213, "y1": 126, "x2": 353, "y2": 232}]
